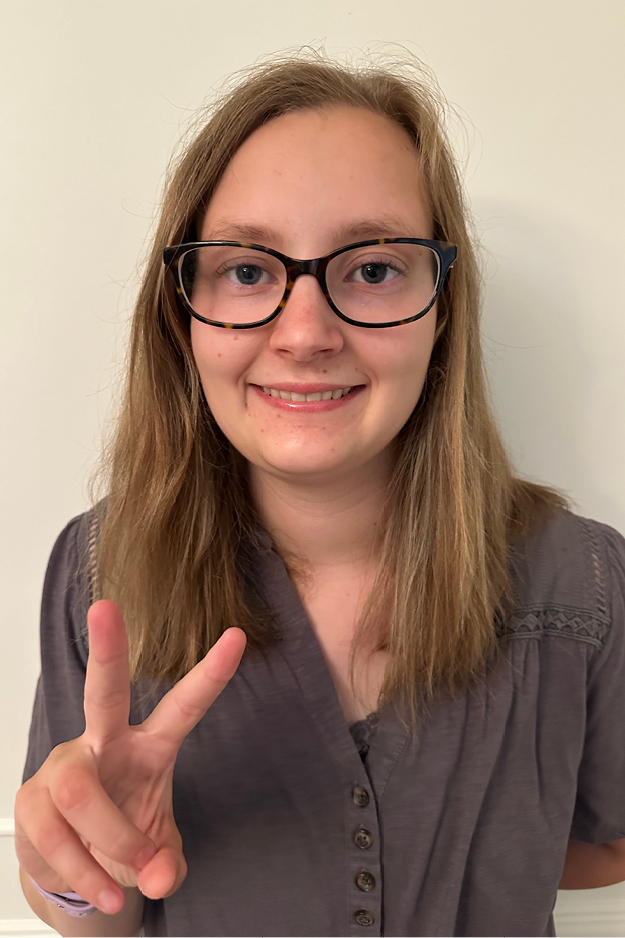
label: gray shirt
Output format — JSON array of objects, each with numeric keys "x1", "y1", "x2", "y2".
[{"x1": 22, "y1": 507, "x2": 625, "y2": 937}]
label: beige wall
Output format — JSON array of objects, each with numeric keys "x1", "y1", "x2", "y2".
[{"x1": 1, "y1": 0, "x2": 624, "y2": 932}]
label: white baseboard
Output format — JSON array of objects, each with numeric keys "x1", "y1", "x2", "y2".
[
  {"x1": 553, "y1": 909, "x2": 625, "y2": 937},
  {"x1": 0, "y1": 921, "x2": 56, "y2": 936}
]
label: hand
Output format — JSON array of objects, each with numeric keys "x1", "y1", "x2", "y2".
[{"x1": 15, "y1": 600, "x2": 247, "y2": 915}]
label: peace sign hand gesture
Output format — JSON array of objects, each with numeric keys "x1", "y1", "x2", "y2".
[{"x1": 15, "y1": 600, "x2": 247, "y2": 916}]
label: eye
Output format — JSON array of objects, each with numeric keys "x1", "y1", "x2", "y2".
[
  {"x1": 222, "y1": 263, "x2": 275, "y2": 286},
  {"x1": 346, "y1": 256, "x2": 405, "y2": 285}
]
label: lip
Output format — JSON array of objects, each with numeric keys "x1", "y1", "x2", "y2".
[{"x1": 250, "y1": 383, "x2": 365, "y2": 412}]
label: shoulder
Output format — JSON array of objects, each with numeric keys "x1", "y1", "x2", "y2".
[
  {"x1": 506, "y1": 507, "x2": 625, "y2": 649},
  {"x1": 48, "y1": 502, "x2": 104, "y2": 579},
  {"x1": 42, "y1": 501, "x2": 107, "y2": 634}
]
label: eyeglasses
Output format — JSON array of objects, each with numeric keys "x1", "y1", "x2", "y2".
[{"x1": 162, "y1": 238, "x2": 457, "y2": 329}]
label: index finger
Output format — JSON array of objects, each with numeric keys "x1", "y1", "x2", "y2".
[
  {"x1": 83, "y1": 600, "x2": 131, "y2": 745},
  {"x1": 141, "y1": 628, "x2": 247, "y2": 747}
]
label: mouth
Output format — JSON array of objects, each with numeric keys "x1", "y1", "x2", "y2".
[
  {"x1": 261, "y1": 385, "x2": 354, "y2": 402},
  {"x1": 250, "y1": 383, "x2": 365, "y2": 411}
]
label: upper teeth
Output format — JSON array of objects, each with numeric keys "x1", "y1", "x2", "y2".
[{"x1": 261, "y1": 387, "x2": 353, "y2": 401}]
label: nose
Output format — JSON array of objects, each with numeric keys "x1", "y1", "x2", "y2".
[{"x1": 267, "y1": 274, "x2": 345, "y2": 361}]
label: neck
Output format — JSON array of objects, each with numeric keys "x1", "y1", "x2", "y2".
[{"x1": 249, "y1": 455, "x2": 391, "y2": 578}]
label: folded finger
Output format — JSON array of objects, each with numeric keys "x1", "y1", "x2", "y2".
[
  {"x1": 15, "y1": 818, "x2": 74, "y2": 896},
  {"x1": 47, "y1": 754, "x2": 157, "y2": 872},
  {"x1": 16, "y1": 785, "x2": 126, "y2": 915}
]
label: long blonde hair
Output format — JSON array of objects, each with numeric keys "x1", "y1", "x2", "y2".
[{"x1": 90, "y1": 49, "x2": 570, "y2": 733}]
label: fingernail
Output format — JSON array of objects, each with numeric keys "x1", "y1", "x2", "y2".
[
  {"x1": 98, "y1": 888, "x2": 122, "y2": 915},
  {"x1": 134, "y1": 845, "x2": 157, "y2": 870}
]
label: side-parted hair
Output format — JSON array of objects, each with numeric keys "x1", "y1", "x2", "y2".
[{"x1": 90, "y1": 49, "x2": 570, "y2": 734}]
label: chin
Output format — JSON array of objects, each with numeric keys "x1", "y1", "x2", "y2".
[{"x1": 254, "y1": 448, "x2": 357, "y2": 481}]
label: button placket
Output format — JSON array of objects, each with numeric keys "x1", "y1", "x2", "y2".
[{"x1": 349, "y1": 780, "x2": 380, "y2": 934}]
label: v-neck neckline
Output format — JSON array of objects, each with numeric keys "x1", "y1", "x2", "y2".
[
  {"x1": 349, "y1": 711, "x2": 379, "y2": 731},
  {"x1": 251, "y1": 539, "x2": 411, "y2": 799}
]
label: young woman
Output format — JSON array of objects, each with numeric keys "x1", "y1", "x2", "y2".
[{"x1": 15, "y1": 53, "x2": 625, "y2": 938}]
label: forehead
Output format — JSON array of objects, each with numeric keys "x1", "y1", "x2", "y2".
[{"x1": 201, "y1": 105, "x2": 432, "y2": 248}]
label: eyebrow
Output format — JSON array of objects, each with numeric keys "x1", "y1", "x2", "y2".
[{"x1": 202, "y1": 214, "x2": 424, "y2": 250}]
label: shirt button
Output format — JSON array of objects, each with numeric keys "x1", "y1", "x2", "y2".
[
  {"x1": 354, "y1": 909, "x2": 375, "y2": 926},
  {"x1": 354, "y1": 828, "x2": 374, "y2": 849},
  {"x1": 355, "y1": 870, "x2": 376, "y2": 891},
  {"x1": 353, "y1": 785, "x2": 370, "y2": 807}
]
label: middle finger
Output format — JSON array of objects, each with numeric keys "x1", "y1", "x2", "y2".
[{"x1": 141, "y1": 627, "x2": 247, "y2": 746}]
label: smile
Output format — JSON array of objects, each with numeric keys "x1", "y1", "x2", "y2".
[
  {"x1": 261, "y1": 386, "x2": 352, "y2": 401},
  {"x1": 250, "y1": 384, "x2": 365, "y2": 412}
]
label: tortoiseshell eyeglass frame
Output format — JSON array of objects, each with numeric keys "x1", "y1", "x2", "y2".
[{"x1": 162, "y1": 237, "x2": 457, "y2": 329}]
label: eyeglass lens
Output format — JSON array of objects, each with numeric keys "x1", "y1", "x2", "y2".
[{"x1": 178, "y1": 243, "x2": 440, "y2": 325}]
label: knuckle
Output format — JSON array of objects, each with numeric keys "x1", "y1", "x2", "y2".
[
  {"x1": 35, "y1": 817, "x2": 71, "y2": 859},
  {"x1": 84, "y1": 686, "x2": 128, "y2": 712},
  {"x1": 50, "y1": 766, "x2": 93, "y2": 813},
  {"x1": 113, "y1": 831, "x2": 142, "y2": 864},
  {"x1": 14, "y1": 781, "x2": 32, "y2": 816},
  {"x1": 174, "y1": 696, "x2": 203, "y2": 723}
]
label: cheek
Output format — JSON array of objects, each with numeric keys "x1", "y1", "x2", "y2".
[
  {"x1": 368, "y1": 315, "x2": 436, "y2": 398},
  {"x1": 190, "y1": 321, "x2": 252, "y2": 396}
]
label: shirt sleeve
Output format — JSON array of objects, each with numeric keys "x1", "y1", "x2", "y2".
[
  {"x1": 569, "y1": 519, "x2": 625, "y2": 844},
  {"x1": 22, "y1": 513, "x2": 92, "y2": 784}
]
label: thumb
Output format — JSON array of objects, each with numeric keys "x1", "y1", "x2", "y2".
[{"x1": 137, "y1": 845, "x2": 187, "y2": 900}]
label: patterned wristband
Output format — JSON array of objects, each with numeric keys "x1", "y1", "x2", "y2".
[{"x1": 29, "y1": 876, "x2": 97, "y2": 917}]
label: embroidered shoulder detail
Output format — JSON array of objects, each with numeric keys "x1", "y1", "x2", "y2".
[
  {"x1": 501, "y1": 605, "x2": 610, "y2": 649},
  {"x1": 86, "y1": 508, "x2": 101, "y2": 607},
  {"x1": 504, "y1": 509, "x2": 618, "y2": 633},
  {"x1": 578, "y1": 516, "x2": 609, "y2": 619}
]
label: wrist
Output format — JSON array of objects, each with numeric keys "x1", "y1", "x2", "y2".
[{"x1": 29, "y1": 875, "x2": 97, "y2": 917}]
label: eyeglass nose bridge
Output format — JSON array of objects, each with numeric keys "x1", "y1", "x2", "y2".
[{"x1": 281, "y1": 257, "x2": 331, "y2": 309}]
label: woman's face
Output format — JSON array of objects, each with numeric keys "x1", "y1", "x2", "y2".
[{"x1": 191, "y1": 105, "x2": 437, "y2": 486}]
